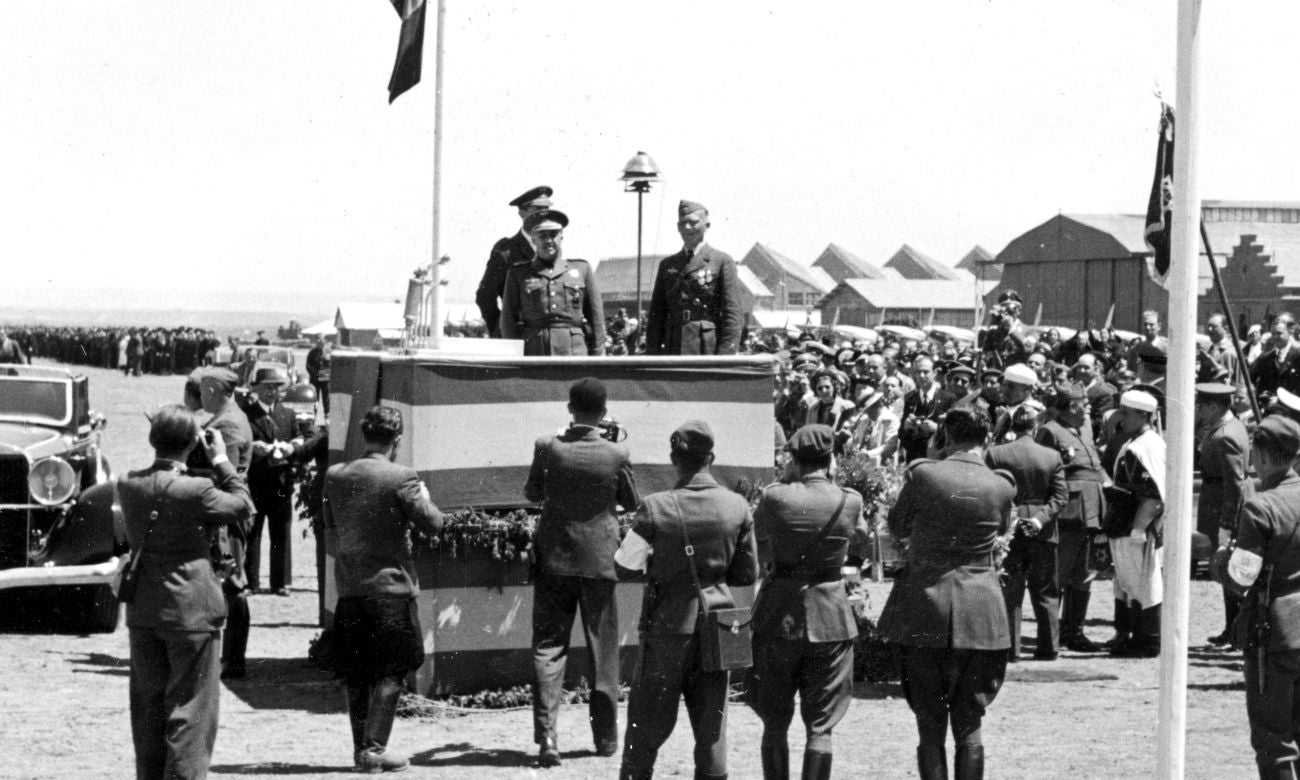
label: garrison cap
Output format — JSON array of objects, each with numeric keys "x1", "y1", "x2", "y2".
[
  {"x1": 251, "y1": 366, "x2": 291, "y2": 387},
  {"x1": 1195, "y1": 382, "x2": 1236, "y2": 401},
  {"x1": 998, "y1": 290, "x2": 1023, "y2": 305},
  {"x1": 1120, "y1": 389, "x2": 1159, "y2": 414},
  {"x1": 678, "y1": 199, "x2": 707, "y2": 217},
  {"x1": 524, "y1": 209, "x2": 569, "y2": 234},
  {"x1": 1254, "y1": 415, "x2": 1300, "y2": 459},
  {"x1": 1002, "y1": 363, "x2": 1038, "y2": 386},
  {"x1": 785, "y1": 424, "x2": 834, "y2": 460},
  {"x1": 568, "y1": 377, "x2": 606, "y2": 413},
  {"x1": 200, "y1": 367, "x2": 239, "y2": 395},
  {"x1": 508, "y1": 185, "x2": 553, "y2": 209},
  {"x1": 670, "y1": 420, "x2": 714, "y2": 458}
]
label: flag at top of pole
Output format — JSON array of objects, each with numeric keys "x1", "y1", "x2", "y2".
[
  {"x1": 1144, "y1": 104, "x2": 1176, "y2": 288},
  {"x1": 387, "y1": 0, "x2": 427, "y2": 103}
]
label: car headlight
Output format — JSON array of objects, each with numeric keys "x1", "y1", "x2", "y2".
[{"x1": 28, "y1": 457, "x2": 78, "y2": 506}]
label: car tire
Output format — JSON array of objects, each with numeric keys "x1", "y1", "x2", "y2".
[{"x1": 80, "y1": 584, "x2": 121, "y2": 633}]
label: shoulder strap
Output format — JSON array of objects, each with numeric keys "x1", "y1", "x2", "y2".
[
  {"x1": 117, "y1": 476, "x2": 163, "y2": 577},
  {"x1": 783, "y1": 491, "x2": 848, "y2": 577},
  {"x1": 671, "y1": 491, "x2": 709, "y2": 614}
]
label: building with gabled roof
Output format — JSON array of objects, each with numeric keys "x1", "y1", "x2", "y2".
[
  {"x1": 739, "y1": 243, "x2": 836, "y2": 309},
  {"x1": 884, "y1": 244, "x2": 962, "y2": 280},
  {"x1": 812, "y1": 243, "x2": 886, "y2": 282},
  {"x1": 594, "y1": 253, "x2": 774, "y2": 322},
  {"x1": 334, "y1": 302, "x2": 405, "y2": 348},
  {"x1": 815, "y1": 279, "x2": 987, "y2": 329},
  {"x1": 955, "y1": 245, "x2": 1001, "y2": 281}
]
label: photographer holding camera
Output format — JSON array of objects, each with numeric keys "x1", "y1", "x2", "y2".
[
  {"x1": 981, "y1": 290, "x2": 1033, "y2": 370},
  {"x1": 524, "y1": 377, "x2": 639, "y2": 767}
]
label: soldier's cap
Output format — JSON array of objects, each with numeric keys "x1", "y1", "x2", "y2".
[
  {"x1": 998, "y1": 289, "x2": 1023, "y2": 304},
  {"x1": 1011, "y1": 403, "x2": 1041, "y2": 428},
  {"x1": 785, "y1": 424, "x2": 834, "y2": 460},
  {"x1": 670, "y1": 420, "x2": 714, "y2": 458},
  {"x1": 835, "y1": 348, "x2": 858, "y2": 367},
  {"x1": 947, "y1": 363, "x2": 976, "y2": 379},
  {"x1": 568, "y1": 377, "x2": 606, "y2": 413},
  {"x1": 678, "y1": 199, "x2": 707, "y2": 218},
  {"x1": 200, "y1": 367, "x2": 239, "y2": 395},
  {"x1": 524, "y1": 208, "x2": 569, "y2": 234},
  {"x1": 1254, "y1": 414, "x2": 1300, "y2": 458},
  {"x1": 1278, "y1": 387, "x2": 1300, "y2": 415},
  {"x1": 1055, "y1": 382, "x2": 1087, "y2": 401},
  {"x1": 979, "y1": 367, "x2": 1002, "y2": 381},
  {"x1": 1194, "y1": 382, "x2": 1236, "y2": 401},
  {"x1": 1002, "y1": 363, "x2": 1038, "y2": 386},
  {"x1": 251, "y1": 366, "x2": 291, "y2": 387},
  {"x1": 508, "y1": 185, "x2": 553, "y2": 209},
  {"x1": 1136, "y1": 344, "x2": 1168, "y2": 370},
  {"x1": 792, "y1": 357, "x2": 818, "y2": 373},
  {"x1": 186, "y1": 367, "x2": 206, "y2": 387},
  {"x1": 1119, "y1": 388, "x2": 1159, "y2": 413}
]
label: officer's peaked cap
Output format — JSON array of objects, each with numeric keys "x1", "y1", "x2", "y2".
[
  {"x1": 509, "y1": 185, "x2": 553, "y2": 208},
  {"x1": 524, "y1": 209, "x2": 569, "y2": 233}
]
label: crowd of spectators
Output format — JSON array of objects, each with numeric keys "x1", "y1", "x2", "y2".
[{"x1": 3, "y1": 325, "x2": 221, "y2": 375}]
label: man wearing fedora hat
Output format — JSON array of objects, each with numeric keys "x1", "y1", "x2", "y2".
[
  {"x1": 477, "y1": 185, "x2": 553, "y2": 338},
  {"x1": 645, "y1": 200, "x2": 744, "y2": 356},
  {"x1": 501, "y1": 209, "x2": 606, "y2": 356}
]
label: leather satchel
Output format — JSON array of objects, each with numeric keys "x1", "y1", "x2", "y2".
[{"x1": 673, "y1": 493, "x2": 753, "y2": 672}]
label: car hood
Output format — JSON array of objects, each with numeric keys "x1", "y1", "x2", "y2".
[{"x1": 0, "y1": 422, "x2": 65, "y2": 460}]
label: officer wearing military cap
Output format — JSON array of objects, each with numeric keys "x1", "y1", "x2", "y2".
[
  {"x1": 750, "y1": 425, "x2": 870, "y2": 780},
  {"x1": 983, "y1": 289, "x2": 1033, "y2": 369},
  {"x1": 878, "y1": 405, "x2": 1015, "y2": 780},
  {"x1": 645, "y1": 200, "x2": 744, "y2": 356},
  {"x1": 1217, "y1": 414, "x2": 1300, "y2": 779},
  {"x1": 1035, "y1": 382, "x2": 1109, "y2": 651},
  {"x1": 614, "y1": 420, "x2": 758, "y2": 780},
  {"x1": 525, "y1": 378, "x2": 638, "y2": 766},
  {"x1": 477, "y1": 185, "x2": 552, "y2": 337},
  {"x1": 501, "y1": 209, "x2": 607, "y2": 356},
  {"x1": 1195, "y1": 382, "x2": 1253, "y2": 648},
  {"x1": 986, "y1": 404, "x2": 1068, "y2": 661}
]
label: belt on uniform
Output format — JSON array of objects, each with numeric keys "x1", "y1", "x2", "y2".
[
  {"x1": 677, "y1": 308, "x2": 715, "y2": 324},
  {"x1": 1201, "y1": 477, "x2": 1223, "y2": 485},
  {"x1": 538, "y1": 318, "x2": 583, "y2": 328},
  {"x1": 771, "y1": 565, "x2": 842, "y2": 583},
  {"x1": 913, "y1": 551, "x2": 997, "y2": 568}
]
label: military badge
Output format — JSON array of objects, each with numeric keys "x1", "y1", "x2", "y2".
[
  {"x1": 1066, "y1": 446, "x2": 1077, "y2": 461},
  {"x1": 694, "y1": 268, "x2": 713, "y2": 285},
  {"x1": 568, "y1": 269, "x2": 580, "y2": 278}
]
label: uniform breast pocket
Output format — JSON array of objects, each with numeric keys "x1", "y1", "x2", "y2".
[{"x1": 563, "y1": 281, "x2": 583, "y2": 308}]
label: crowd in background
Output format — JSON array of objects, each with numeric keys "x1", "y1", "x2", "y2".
[{"x1": 1, "y1": 325, "x2": 221, "y2": 375}]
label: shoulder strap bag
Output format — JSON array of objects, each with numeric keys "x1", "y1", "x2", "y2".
[{"x1": 673, "y1": 491, "x2": 754, "y2": 672}]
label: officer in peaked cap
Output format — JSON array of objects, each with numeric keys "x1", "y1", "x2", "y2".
[
  {"x1": 477, "y1": 185, "x2": 554, "y2": 337},
  {"x1": 1195, "y1": 382, "x2": 1252, "y2": 649},
  {"x1": 499, "y1": 209, "x2": 607, "y2": 356},
  {"x1": 644, "y1": 199, "x2": 745, "y2": 356}
]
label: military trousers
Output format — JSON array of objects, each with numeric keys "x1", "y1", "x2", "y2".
[
  {"x1": 523, "y1": 325, "x2": 588, "y2": 356},
  {"x1": 1246, "y1": 647, "x2": 1300, "y2": 776},
  {"x1": 531, "y1": 572, "x2": 619, "y2": 747},
  {"x1": 129, "y1": 627, "x2": 222, "y2": 780},
  {"x1": 1001, "y1": 535, "x2": 1060, "y2": 656},
  {"x1": 896, "y1": 644, "x2": 1007, "y2": 748},
  {"x1": 750, "y1": 636, "x2": 854, "y2": 754},
  {"x1": 621, "y1": 633, "x2": 730, "y2": 780},
  {"x1": 1056, "y1": 525, "x2": 1095, "y2": 591}
]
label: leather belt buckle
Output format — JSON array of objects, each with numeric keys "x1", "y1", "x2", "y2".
[{"x1": 679, "y1": 309, "x2": 692, "y2": 323}]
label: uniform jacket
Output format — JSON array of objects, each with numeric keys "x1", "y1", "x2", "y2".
[
  {"x1": 878, "y1": 451, "x2": 1014, "y2": 650},
  {"x1": 627, "y1": 472, "x2": 758, "y2": 636},
  {"x1": 84, "y1": 459, "x2": 253, "y2": 632},
  {"x1": 1196, "y1": 414, "x2": 1252, "y2": 538},
  {"x1": 500, "y1": 255, "x2": 605, "y2": 356},
  {"x1": 476, "y1": 231, "x2": 534, "y2": 337},
  {"x1": 1233, "y1": 471, "x2": 1300, "y2": 651},
  {"x1": 900, "y1": 385, "x2": 957, "y2": 461},
  {"x1": 753, "y1": 476, "x2": 869, "y2": 642},
  {"x1": 323, "y1": 452, "x2": 444, "y2": 599},
  {"x1": 244, "y1": 400, "x2": 311, "y2": 507},
  {"x1": 186, "y1": 401, "x2": 254, "y2": 587},
  {"x1": 525, "y1": 425, "x2": 638, "y2": 580},
  {"x1": 1086, "y1": 381, "x2": 1117, "y2": 432},
  {"x1": 645, "y1": 244, "x2": 744, "y2": 356},
  {"x1": 1251, "y1": 344, "x2": 1300, "y2": 401},
  {"x1": 985, "y1": 433, "x2": 1068, "y2": 543},
  {"x1": 1034, "y1": 419, "x2": 1106, "y2": 530}
]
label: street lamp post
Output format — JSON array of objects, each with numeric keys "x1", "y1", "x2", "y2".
[{"x1": 619, "y1": 151, "x2": 662, "y2": 353}]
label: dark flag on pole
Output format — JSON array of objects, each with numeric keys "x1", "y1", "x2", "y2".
[
  {"x1": 1143, "y1": 103, "x2": 1175, "y2": 289},
  {"x1": 387, "y1": 0, "x2": 427, "y2": 103}
]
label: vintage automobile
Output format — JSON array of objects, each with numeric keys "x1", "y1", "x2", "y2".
[
  {"x1": 229, "y1": 343, "x2": 301, "y2": 387},
  {"x1": 0, "y1": 365, "x2": 122, "y2": 632}
]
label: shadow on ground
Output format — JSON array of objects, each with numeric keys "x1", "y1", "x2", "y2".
[
  {"x1": 413, "y1": 743, "x2": 538, "y2": 768},
  {"x1": 210, "y1": 762, "x2": 355, "y2": 775},
  {"x1": 220, "y1": 657, "x2": 343, "y2": 714}
]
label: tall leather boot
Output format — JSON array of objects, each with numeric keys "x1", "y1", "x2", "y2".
[
  {"x1": 917, "y1": 745, "x2": 948, "y2": 780},
  {"x1": 955, "y1": 745, "x2": 984, "y2": 780},
  {"x1": 800, "y1": 750, "x2": 832, "y2": 780},
  {"x1": 346, "y1": 681, "x2": 371, "y2": 759},
  {"x1": 1137, "y1": 603, "x2": 1161, "y2": 657},
  {"x1": 1107, "y1": 598, "x2": 1131, "y2": 653},
  {"x1": 1062, "y1": 588, "x2": 1099, "y2": 651},
  {"x1": 760, "y1": 733, "x2": 789, "y2": 780},
  {"x1": 358, "y1": 676, "x2": 410, "y2": 773}
]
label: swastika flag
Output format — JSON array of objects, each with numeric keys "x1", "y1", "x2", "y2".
[
  {"x1": 387, "y1": 0, "x2": 426, "y2": 103},
  {"x1": 1143, "y1": 104, "x2": 1175, "y2": 289}
]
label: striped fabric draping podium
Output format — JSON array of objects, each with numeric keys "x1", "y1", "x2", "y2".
[{"x1": 325, "y1": 352, "x2": 775, "y2": 694}]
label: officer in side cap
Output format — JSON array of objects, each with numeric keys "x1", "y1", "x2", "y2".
[
  {"x1": 644, "y1": 200, "x2": 745, "y2": 356},
  {"x1": 748, "y1": 425, "x2": 870, "y2": 779},
  {"x1": 500, "y1": 209, "x2": 607, "y2": 355},
  {"x1": 477, "y1": 185, "x2": 553, "y2": 337},
  {"x1": 614, "y1": 420, "x2": 758, "y2": 780},
  {"x1": 1217, "y1": 414, "x2": 1300, "y2": 779}
]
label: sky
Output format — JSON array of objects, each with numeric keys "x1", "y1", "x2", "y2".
[{"x1": 5, "y1": 1, "x2": 1300, "y2": 319}]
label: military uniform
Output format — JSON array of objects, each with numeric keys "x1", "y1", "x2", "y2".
[
  {"x1": 524, "y1": 423, "x2": 638, "y2": 758},
  {"x1": 645, "y1": 244, "x2": 744, "y2": 355},
  {"x1": 1198, "y1": 406, "x2": 1252, "y2": 643},
  {"x1": 986, "y1": 434, "x2": 1068, "y2": 658},
  {"x1": 751, "y1": 467, "x2": 869, "y2": 780},
  {"x1": 878, "y1": 451, "x2": 1014, "y2": 779},
  {"x1": 500, "y1": 256, "x2": 606, "y2": 355},
  {"x1": 615, "y1": 469, "x2": 758, "y2": 780},
  {"x1": 477, "y1": 231, "x2": 534, "y2": 337}
]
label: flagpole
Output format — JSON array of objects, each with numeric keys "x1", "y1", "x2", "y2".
[
  {"x1": 1157, "y1": 1, "x2": 1202, "y2": 777},
  {"x1": 424, "y1": 0, "x2": 447, "y2": 350}
]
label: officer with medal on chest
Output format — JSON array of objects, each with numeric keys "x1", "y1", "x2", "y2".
[
  {"x1": 477, "y1": 185, "x2": 552, "y2": 338},
  {"x1": 645, "y1": 200, "x2": 744, "y2": 356},
  {"x1": 501, "y1": 209, "x2": 606, "y2": 356}
]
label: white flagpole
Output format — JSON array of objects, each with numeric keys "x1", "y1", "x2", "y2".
[
  {"x1": 423, "y1": 0, "x2": 446, "y2": 349},
  {"x1": 1157, "y1": 0, "x2": 1202, "y2": 776}
]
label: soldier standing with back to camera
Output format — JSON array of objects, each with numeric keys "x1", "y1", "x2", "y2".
[
  {"x1": 1196, "y1": 382, "x2": 1252, "y2": 649},
  {"x1": 525, "y1": 378, "x2": 638, "y2": 767},
  {"x1": 645, "y1": 200, "x2": 744, "y2": 356},
  {"x1": 477, "y1": 185, "x2": 552, "y2": 337},
  {"x1": 750, "y1": 424, "x2": 870, "y2": 780}
]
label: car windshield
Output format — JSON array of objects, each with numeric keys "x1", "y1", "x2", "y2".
[
  {"x1": 239, "y1": 347, "x2": 291, "y2": 364},
  {"x1": 0, "y1": 378, "x2": 69, "y2": 424}
]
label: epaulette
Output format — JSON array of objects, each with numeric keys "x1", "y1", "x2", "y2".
[{"x1": 567, "y1": 258, "x2": 590, "y2": 266}]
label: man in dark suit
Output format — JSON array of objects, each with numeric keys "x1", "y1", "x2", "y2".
[
  {"x1": 243, "y1": 366, "x2": 314, "y2": 596},
  {"x1": 986, "y1": 405, "x2": 1068, "y2": 661},
  {"x1": 1252, "y1": 314, "x2": 1300, "y2": 407},
  {"x1": 500, "y1": 209, "x2": 606, "y2": 356},
  {"x1": 1195, "y1": 382, "x2": 1252, "y2": 648},
  {"x1": 82, "y1": 405, "x2": 253, "y2": 779},
  {"x1": 751, "y1": 424, "x2": 870, "y2": 780},
  {"x1": 1035, "y1": 383, "x2": 1109, "y2": 652},
  {"x1": 477, "y1": 185, "x2": 552, "y2": 337},
  {"x1": 614, "y1": 420, "x2": 758, "y2": 780},
  {"x1": 900, "y1": 356, "x2": 958, "y2": 463},
  {"x1": 524, "y1": 378, "x2": 638, "y2": 766},
  {"x1": 324, "y1": 405, "x2": 443, "y2": 773},
  {"x1": 305, "y1": 336, "x2": 332, "y2": 414},
  {"x1": 879, "y1": 405, "x2": 1015, "y2": 780},
  {"x1": 644, "y1": 200, "x2": 744, "y2": 356}
]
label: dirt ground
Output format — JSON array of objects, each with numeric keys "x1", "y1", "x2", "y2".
[{"x1": 0, "y1": 360, "x2": 1263, "y2": 778}]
